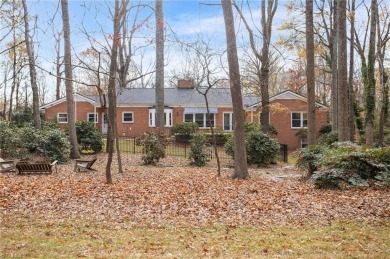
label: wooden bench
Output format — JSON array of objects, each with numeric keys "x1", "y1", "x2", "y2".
[
  {"x1": 74, "y1": 157, "x2": 97, "y2": 172},
  {"x1": 0, "y1": 158, "x2": 18, "y2": 172},
  {"x1": 16, "y1": 161, "x2": 58, "y2": 174}
]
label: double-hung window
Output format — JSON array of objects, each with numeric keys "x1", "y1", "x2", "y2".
[
  {"x1": 57, "y1": 113, "x2": 68, "y2": 123},
  {"x1": 184, "y1": 113, "x2": 215, "y2": 128},
  {"x1": 122, "y1": 112, "x2": 134, "y2": 123},
  {"x1": 149, "y1": 108, "x2": 172, "y2": 127},
  {"x1": 88, "y1": 113, "x2": 98, "y2": 123},
  {"x1": 223, "y1": 112, "x2": 234, "y2": 131},
  {"x1": 291, "y1": 112, "x2": 308, "y2": 128}
]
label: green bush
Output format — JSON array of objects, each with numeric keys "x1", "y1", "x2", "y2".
[
  {"x1": 204, "y1": 132, "x2": 230, "y2": 145},
  {"x1": 172, "y1": 122, "x2": 199, "y2": 142},
  {"x1": 317, "y1": 131, "x2": 338, "y2": 146},
  {"x1": 295, "y1": 128, "x2": 307, "y2": 140},
  {"x1": 76, "y1": 121, "x2": 103, "y2": 153},
  {"x1": 136, "y1": 129, "x2": 169, "y2": 165},
  {"x1": 10, "y1": 107, "x2": 34, "y2": 126},
  {"x1": 244, "y1": 122, "x2": 260, "y2": 133},
  {"x1": 19, "y1": 124, "x2": 42, "y2": 153},
  {"x1": 310, "y1": 169, "x2": 342, "y2": 189},
  {"x1": 38, "y1": 129, "x2": 71, "y2": 162},
  {"x1": 295, "y1": 145, "x2": 326, "y2": 176},
  {"x1": 188, "y1": 133, "x2": 209, "y2": 167},
  {"x1": 225, "y1": 128, "x2": 279, "y2": 166},
  {"x1": 0, "y1": 122, "x2": 24, "y2": 158},
  {"x1": 246, "y1": 131, "x2": 279, "y2": 165},
  {"x1": 298, "y1": 142, "x2": 390, "y2": 188},
  {"x1": 319, "y1": 124, "x2": 332, "y2": 135}
]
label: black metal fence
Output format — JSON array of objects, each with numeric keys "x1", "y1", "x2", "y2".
[{"x1": 111, "y1": 137, "x2": 288, "y2": 163}]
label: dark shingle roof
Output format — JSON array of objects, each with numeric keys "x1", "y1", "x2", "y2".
[{"x1": 114, "y1": 88, "x2": 259, "y2": 107}]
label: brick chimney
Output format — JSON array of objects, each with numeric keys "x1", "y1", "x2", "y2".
[{"x1": 177, "y1": 79, "x2": 195, "y2": 89}]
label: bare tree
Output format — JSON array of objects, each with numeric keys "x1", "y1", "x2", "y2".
[
  {"x1": 105, "y1": 0, "x2": 129, "y2": 184},
  {"x1": 233, "y1": 0, "x2": 278, "y2": 134},
  {"x1": 331, "y1": 0, "x2": 338, "y2": 131},
  {"x1": 221, "y1": 0, "x2": 248, "y2": 179},
  {"x1": 348, "y1": 0, "x2": 356, "y2": 141},
  {"x1": 306, "y1": 0, "x2": 316, "y2": 145},
  {"x1": 337, "y1": 0, "x2": 350, "y2": 141},
  {"x1": 61, "y1": 0, "x2": 80, "y2": 159},
  {"x1": 22, "y1": 0, "x2": 41, "y2": 129},
  {"x1": 376, "y1": 2, "x2": 390, "y2": 147},
  {"x1": 155, "y1": 0, "x2": 165, "y2": 128},
  {"x1": 54, "y1": 32, "x2": 63, "y2": 100},
  {"x1": 176, "y1": 37, "x2": 223, "y2": 176},
  {"x1": 365, "y1": 0, "x2": 377, "y2": 146}
]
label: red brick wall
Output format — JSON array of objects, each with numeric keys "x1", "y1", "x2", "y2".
[
  {"x1": 44, "y1": 99, "x2": 328, "y2": 150},
  {"x1": 44, "y1": 101, "x2": 97, "y2": 129},
  {"x1": 255, "y1": 99, "x2": 328, "y2": 151}
]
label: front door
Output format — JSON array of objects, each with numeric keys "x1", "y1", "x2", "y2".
[{"x1": 102, "y1": 114, "x2": 108, "y2": 134}]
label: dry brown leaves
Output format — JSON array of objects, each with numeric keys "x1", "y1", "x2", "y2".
[{"x1": 1, "y1": 154, "x2": 389, "y2": 227}]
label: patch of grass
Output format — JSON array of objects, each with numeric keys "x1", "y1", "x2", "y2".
[{"x1": 1, "y1": 214, "x2": 389, "y2": 258}]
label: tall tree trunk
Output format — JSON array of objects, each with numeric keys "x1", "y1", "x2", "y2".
[
  {"x1": 365, "y1": 0, "x2": 377, "y2": 146},
  {"x1": 259, "y1": 0, "x2": 277, "y2": 134},
  {"x1": 337, "y1": 0, "x2": 349, "y2": 141},
  {"x1": 155, "y1": 0, "x2": 165, "y2": 128},
  {"x1": 201, "y1": 90, "x2": 221, "y2": 177},
  {"x1": 331, "y1": 0, "x2": 338, "y2": 131},
  {"x1": 105, "y1": 0, "x2": 123, "y2": 184},
  {"x1": 221, "y1": 0, "x2": 248, "y2": 180},
  {"x1": 2, "y1": 64, "x2": 8, "y2": 120},
  {"x1": 377, "y1": 9, "x2": 389, "y2": 147},
  {"x1": 9, "y1": 17, "x2": 17, "y2": 121},
  {"x1": 306, "y1": 0, "x2": 316, "y2": 145},
  {"x1": 61, "y1": 0, "x2": 80, "y2": 159},
  {"x1": 348, "y1": 0, "x2": 356, "y2": 142},
  {"x1": 55, "y1": 33, "x2": 62, "y2": 100},
  {"x1": 22, "y1": 0, "x2": 41, "y2": 129}
]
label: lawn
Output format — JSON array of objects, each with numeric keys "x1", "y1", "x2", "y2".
[
  {"x1": 2, "y1": 216, "x2": 389, "y2": 258},
  {"x1": 1, "y1": 154, "x2": 389, "y2": 258}
]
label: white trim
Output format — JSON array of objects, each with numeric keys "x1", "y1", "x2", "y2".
[
  {"x1": 148, "y1": 108, "x2": 173, "y2": 127},
  {"x1": 40, "y1": 93, "x2": 98, "y2": 110},
  {"x1": 122, "y1": 112, "x2": 134, "y2": 123},
  {"x1": 248, "y1": 90, "x2": 328, "y2": 109},
  {"x1": 183, "y1": 112, "x2": 215, "y2": 128},
  {"x1": 87, "y1": 112, "x2": 98, "y2": 123},
  {"x1": 184, "y1": 107, "x2": 218, "y2": 114},
  {"x1": 291, "y1": 111, "x2": 308, "y2": 129},
  {"x1": 57, "y1": 113, "x2": 68, "y2": 123},
  {"x1": 223, "y1": 112, "x2": 234, "y2": 131}
]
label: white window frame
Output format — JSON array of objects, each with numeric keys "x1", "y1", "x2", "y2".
[
  {"x1": 149, "y1": 108, "x2": 173, "y2": 127},
  {"x1": 57, "y1": 113, "x2": 68, "y2": 123},
  {"x1": 122, "y1": 112, "x2": 134, "y2": 123},
  {"x1": 184, "y1": 113, "x2": 215, "y2": 128},
  {"x1": 223, "y1": 112, "x2": 234, "y2": 131},
  {"x1": 291, "y1": 112, "x2": 308, "y2": 129},
  {"x1": 87, "y1": 113, "x2": 98, "y2": 123}
]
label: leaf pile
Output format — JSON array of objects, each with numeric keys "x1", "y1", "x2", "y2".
[{"x1": 1, "y1": 155, "x2": 389, "y2": 227}]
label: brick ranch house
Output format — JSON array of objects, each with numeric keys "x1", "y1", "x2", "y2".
[{"x1": 40, "y1": 84, "x2": 328, "y2": 151}]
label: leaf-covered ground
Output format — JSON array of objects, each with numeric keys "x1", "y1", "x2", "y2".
[{"x1": 1, "y1": 154, "x2": 389, "y2": 227}]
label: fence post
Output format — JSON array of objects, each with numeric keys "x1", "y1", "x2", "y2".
[
  {"x1": 133, "y1": 137, "x2": 136, "y2": 154},
  {"x1": 280, "y1": 144, "x2": 288, "y2": 163}
]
